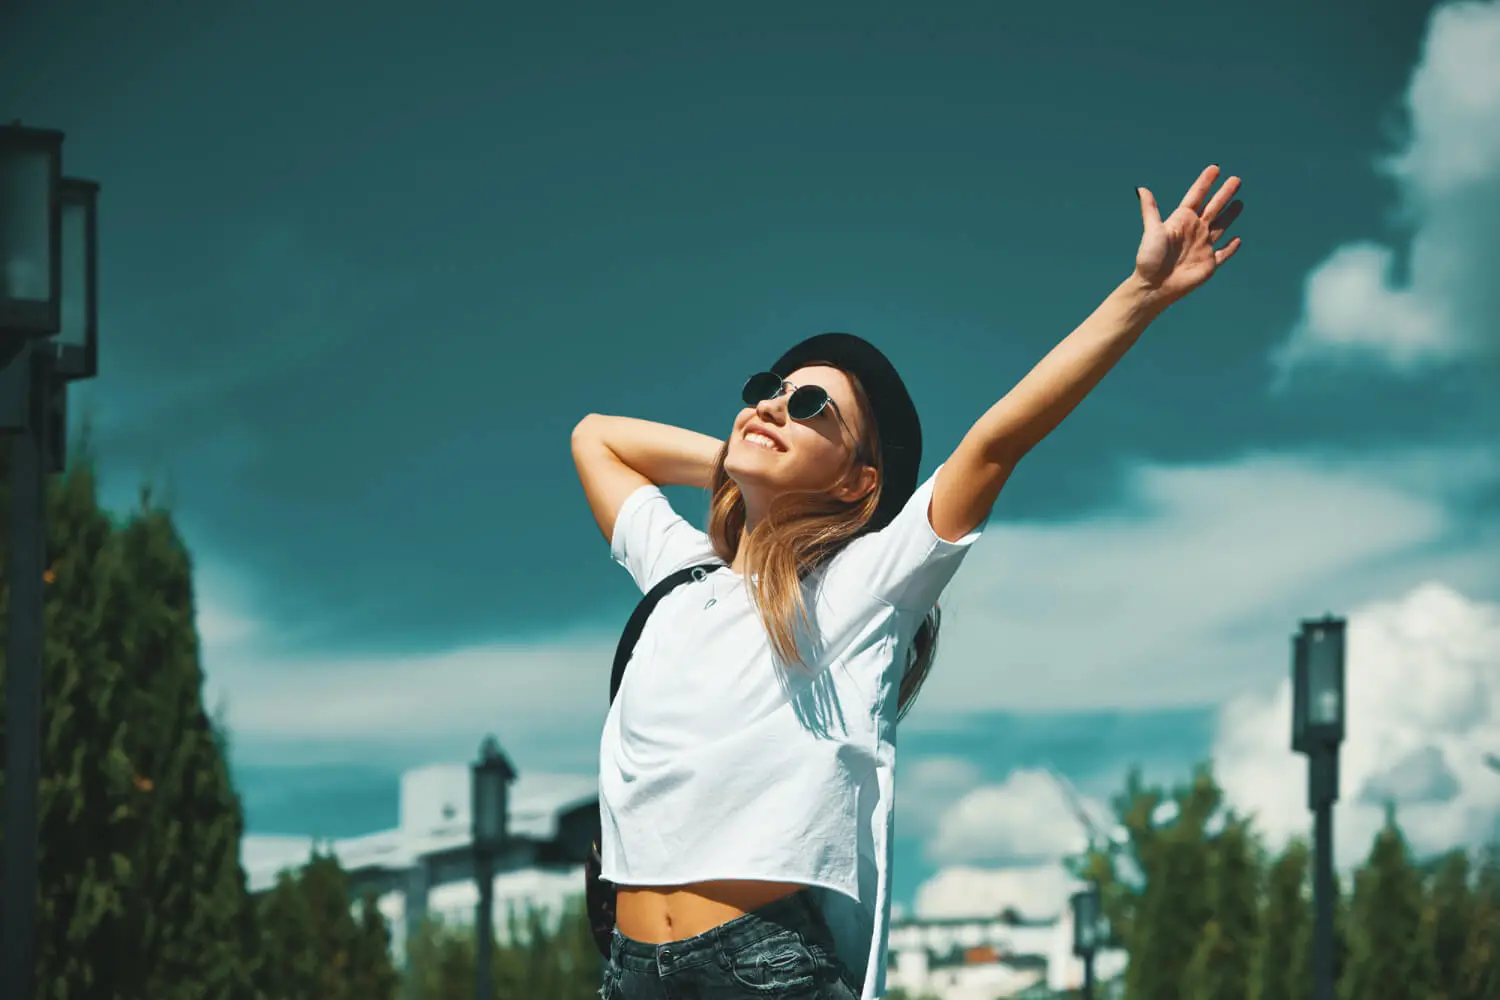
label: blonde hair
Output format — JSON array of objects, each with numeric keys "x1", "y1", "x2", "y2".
[{"x1": 706, "y1": 367, "x2": 940, "y2": 721}]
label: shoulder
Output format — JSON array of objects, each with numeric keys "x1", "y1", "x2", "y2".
[{"x1": 611, "y1": 485, "x2": 719, "y2": 593}]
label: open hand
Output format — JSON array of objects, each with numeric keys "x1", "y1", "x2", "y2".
[{"x1": 1134, "y1": 165, "x2": 1243, "y2": 304}]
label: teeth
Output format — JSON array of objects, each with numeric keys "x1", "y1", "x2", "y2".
[{"x1": 746, "y1": 432, "x2": 779, "y2": 451}]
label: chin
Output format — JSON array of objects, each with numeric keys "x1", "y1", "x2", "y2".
[{"x1": 723, "y1": 444, "x2": 784, "y2": 490}]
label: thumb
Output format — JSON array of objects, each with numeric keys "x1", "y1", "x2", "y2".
[{"x1": 1136, "y1": 186, "x2": 1161, "y2": 231}]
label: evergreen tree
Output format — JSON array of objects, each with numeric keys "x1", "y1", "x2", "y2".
[
  {"x1": 348, "y1": 890, "x2": 401, "y2": 1000},
  {"x1": 1115, "y1": 766, "x2": 1218, "y2": 1000},
  {"x1": 1184, "y1": 814, "x2": 1260, "y2": 1000},
  {"x1": 5, "y1": 461, "x2": 142, "y2": 997},
  {"x1": 258, "y1": 868, "x2": 323, "y2": 1000},
  {"x1": 1257, "y1": 838, "x2": 1310, "y2": 1000},
  {"x1": 406, "y1": 916, "x2": 478, "y2": 1000},
  {"x1": 1340, "y1": 807, "x2": 1434, "y2": 1000},
  {"x1": 1457, "y1": 844, "x2": 1499, "y2": 1000},
  {"x1": 1290, "y1": 869, "x2": 1351, "y2": 1000},
  {"x1": 114, "y1": 503, "x2": 262, "y2": 1000},
  {"x1": 300, "y1": 850, "x2": 364, "y2": 999},
  {"x1": 1424, "y1": 849, "x2": 1472, "y2": 1000}
]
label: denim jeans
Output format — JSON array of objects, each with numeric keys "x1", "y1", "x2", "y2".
[{"x1": 600, "y1": 890, "x2": 860, "y2": 999}]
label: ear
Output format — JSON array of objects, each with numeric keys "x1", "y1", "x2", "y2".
[{"x1": 835, "y1": 462, "x2": 879, "y2": 505}]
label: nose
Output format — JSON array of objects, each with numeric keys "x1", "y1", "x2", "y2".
[{"x1": 755, "y1": 393, "x2": 788, "y2": 423}]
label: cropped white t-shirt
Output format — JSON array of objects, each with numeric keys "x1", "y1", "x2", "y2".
[{"x1": 598, "y1": 465, "x2": 982, "y2": 999}]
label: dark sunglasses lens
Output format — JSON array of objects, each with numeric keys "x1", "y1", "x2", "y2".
[
  {"x1": 742, "y1": 372, "x2": 783, "y2": 406},
  {"x1": 787, "y1": 386, "x2": 830, "y2": 420}
]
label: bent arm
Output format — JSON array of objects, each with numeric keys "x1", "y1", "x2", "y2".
[
  {"x1": 930, "y1": 274, "x2": 1169, "y2": 542},
  {"x1": 571, "y1": 414, "x2": 724, "y2": 542}
]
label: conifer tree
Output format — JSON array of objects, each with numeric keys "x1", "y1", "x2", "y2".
[
  {"x1": 348, "y1": 890, "x2": 401, "y2": 1000},
  {"x1": 1340, "y1": 807, "x2": 1433, "y2": 1000},
  {"x1": 1257, "y1": 838, "x2": 1310, "y2": 1000},
  {"x1": 259, "y1": 867, "x2": 323, "y2": 999},
  {"x1": 6, "y1": 461, "x2": 142, "y2": 995},
  {"x1": 114, "y1": 503, "x2": 262, "y2": 1000},
  {"x1": 1184, "y1": 814, "x2": 1260, "y2": 1000},
  {"x1": 1457, "y1": 844, "x2": 1499, "y2": 1000},
  {"x1": 1425, "y1": 848, "x2": 1472, "y2": 1000},
  {"x1": 1117, "y1": 766, "x2": 1218, "y2": 1000}
]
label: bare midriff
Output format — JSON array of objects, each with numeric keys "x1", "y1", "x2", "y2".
[{"x1": 614, "y1": 879, "x2": 807, "y2": 943}]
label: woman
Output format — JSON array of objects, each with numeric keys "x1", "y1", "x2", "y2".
[{"x1": 572, "y1": 167, "x2": 1243, "y2": 999}]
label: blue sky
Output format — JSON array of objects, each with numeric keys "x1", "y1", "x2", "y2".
[{"x1": 5, "y1": 0, "x2": 1498, "y2": 914}]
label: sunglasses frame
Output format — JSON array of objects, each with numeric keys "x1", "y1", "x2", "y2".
[{"x1": 741, "y1": 371, "x2": 867, "y2": 463}]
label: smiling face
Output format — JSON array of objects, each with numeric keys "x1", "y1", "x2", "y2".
[{"x1": 723, "y1": 364, "x2": 878, "y2": 526}]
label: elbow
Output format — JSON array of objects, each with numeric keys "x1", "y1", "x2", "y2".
[{"x1": 572, "y1": 413, "x2": 604, "y2": 446}]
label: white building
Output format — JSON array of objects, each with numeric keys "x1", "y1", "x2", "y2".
[
  {"x1": 886, "y1": 907, "x2": 1127, "y2": 1000},
  {"x1": 241, "y1": 761, "x2": 598, "y2": 967},
  {"x1": 243, "y1": 761, "x2": 1130, "y2": 996}
]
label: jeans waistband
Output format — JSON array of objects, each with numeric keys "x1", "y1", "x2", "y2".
[{"x1": 610, "y1": 890, "x2": 825, "y2": 973}]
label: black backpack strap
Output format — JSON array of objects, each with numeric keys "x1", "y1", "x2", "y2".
[{"x1": 609, "y1": 561, "x2": 722, "y2": 704}]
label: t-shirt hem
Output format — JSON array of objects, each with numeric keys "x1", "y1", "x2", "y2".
[{"x1": 599, "y1": 871, "x2": 862, "y2": 906}]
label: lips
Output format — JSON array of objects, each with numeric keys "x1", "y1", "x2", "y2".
[{"x1": 743, "y1": 422, "x2": 786, "y2": 452}]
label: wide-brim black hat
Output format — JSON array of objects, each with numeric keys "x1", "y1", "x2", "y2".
[{"x1": 771, "y1": 332, "x2": 922, "y2": 534}]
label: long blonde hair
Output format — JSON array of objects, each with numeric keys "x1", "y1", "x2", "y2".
[{"x1": 706, "y1": 367, "x2": 939, "y2": 721}]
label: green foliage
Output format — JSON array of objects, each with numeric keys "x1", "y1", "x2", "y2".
[
  {"x1": 1340, "y1": 807, "x2": 1434, "y2": 1000},
  {"x1": 1457, "y1": 845, "x2": 1500, "y2": 1000},
  {"x1": 405, "y1": 898, "x2": 603, "y2": 1000},
  {"x1": 1183, "y1": 815, "x2": 1259, "y2": 1000},
  {"x1": 1077, "y1": 764, "x2": 1499, "y2": 1000},
  {"x1": 1081, "y1": 764, "x2": 1221, "y2": 1000},
  {"x1": 1255, "y1": 838, "x2": 1309, "y2": 1000},
  {"x1": 255, "y1": 851, "x2": 399, "y2": 1000},
  {"x1": 1424, "y1": 849, "x2": 1472, "y2": 1000},
  {"x1": 1, "y1": 462, "x2": 266, "y2": 998}
]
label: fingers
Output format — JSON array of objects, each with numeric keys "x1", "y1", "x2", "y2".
[
  {"x1": 1201, "y1": 176, "x2": 1241, "y2": 223},
  {"x1": 1214, "y1": 237, "x2": 1242, "y2": 265},
  {"x1": 1208, "y1": 199, "x2": 1244, "y2": 239},
  {"x1": 1178, "y1": 164, "x2": 1221, "y2": 213},
  {"x1": 1137, "y1": 186, "x2": 1162, "y2": 230}
]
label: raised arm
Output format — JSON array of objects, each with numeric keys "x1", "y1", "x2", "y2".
[
  {"x1": 571, "y1": 414, "x2": 724, "y2": 542},
  {"x1": 929, "y1": 165, "x2": 1245, "y2": 542}
]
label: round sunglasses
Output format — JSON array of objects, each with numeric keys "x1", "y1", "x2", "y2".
[{"x1": 741, "y1": 371, "x2": 865, "y2": 459}]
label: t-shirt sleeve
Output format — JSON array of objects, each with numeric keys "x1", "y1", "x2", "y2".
[
  {"x1": 831, "y1": 463, "x2": 984, "y2": 612},
  {"x1": 609, "y1": 485, "x2": 719, "y2": 593}
]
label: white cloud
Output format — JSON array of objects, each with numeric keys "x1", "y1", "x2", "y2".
[
  {"x1": 899, "y1": 755, "x2": 984, "y2": 839},
  {"x1": 927, "y1": 768, "x2": 1100, "y2": 866},
  {"x1": 203, "y1": 631, "x2": 616, "y2": 766},
  {"x1": 918, "y1": 446, "x2": 1497, "y2": 715},
  {"x1": 196, "y1": 443, "x2": 1499, "y2": 759},
  {"x1": 914, "y1": 864, "x2": 1084, "y2": 922},
  {"x1": 913, "y1": 584, "x2": 1499, "y2": 921},
  {"x1": 1215, "y1": 582, "x2": 1500, "y2": 864},
  {"x1": 1273, "y1": 0, "x2": 1500, "y2": 376}
]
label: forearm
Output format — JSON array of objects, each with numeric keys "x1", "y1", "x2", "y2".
[
  {"x1": 573, "y1": 414, "x2": 723, "y2": 489},
  {"x1": 970, "y1": 274, "x2": 1168, "y2": 463}
]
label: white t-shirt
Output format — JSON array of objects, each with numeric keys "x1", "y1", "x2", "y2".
[{"x1": 598, "y1": 465, "x2": 983, "y2": 999}]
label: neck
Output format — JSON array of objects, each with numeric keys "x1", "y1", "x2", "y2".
[{"x1": 729, "y1": 524, "x2": 755, "y2": 576}]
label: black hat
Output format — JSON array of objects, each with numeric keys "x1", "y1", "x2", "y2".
[{"x1": 771, "y1": 332, "x2": 922, "y2": 534}]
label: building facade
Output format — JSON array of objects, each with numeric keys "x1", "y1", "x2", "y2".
[{"x1": 242, "y1": 760, "x2": 598, "y2": 967}]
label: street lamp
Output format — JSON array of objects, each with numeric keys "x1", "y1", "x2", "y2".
[
  {"x1": 0, "y1": 121, "x2": 93, "y2": 1000},
  {"x1": 0, "y1": 124, "x2": 62, "y2": 335},
  {"x1": 1291, "y1": 614, "x2": 1347, "y2": 1000},
  {"x1": 1071, "y1": 884, "x2": 1106, "y2": 1000},
  {"x1": 41, "y1": 178, "x2": 99, "y2": 474},
  {"x1": 472, "y1": 735, "x2": 516, "y2": 1000}
]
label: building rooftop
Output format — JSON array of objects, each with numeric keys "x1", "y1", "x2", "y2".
[{"x1": 241, "y1": 766, "x2": 597, "y2": 893}]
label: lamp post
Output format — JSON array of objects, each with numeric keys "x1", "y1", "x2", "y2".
[
  {"x1": 1291, "y1": 615, "x2": 1347, "y2": 1000},
  {"x1": 471, "y1": 735, "x2": 516, "y2": 1000},
  {"x1": 1, "y1": 121, "x2": 100, "y2": 1000},
  {"x1": 1070, "y1": 884, "x2": 1105, "y2": 1000}
]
